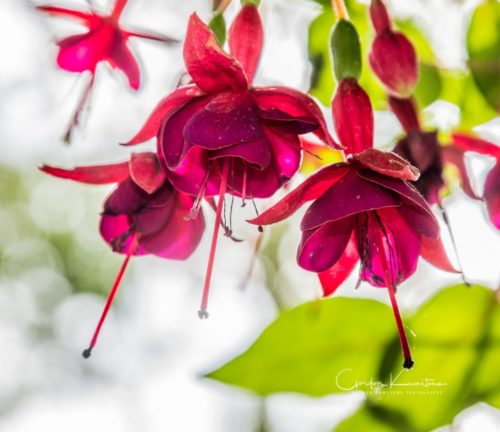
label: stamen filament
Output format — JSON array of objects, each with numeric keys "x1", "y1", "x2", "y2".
[
  {"x1": 374, "y1": 220, "x2": 414, "y2": 369},
  {"x1": 82, "y1": 235, "x2": 137, "y2": 358},
  {"x1": 111, "y1": 0, "x2": 128, "y2": 20},
  {"x1": 198, "y1": 160, "x2": 230, "y2": 319},
  {"x1": 241, "y1": 163, "x2": 248, "y2": 207},
  {"x1": 64, "y1": 75, "x2": 95, "y2": 144}
]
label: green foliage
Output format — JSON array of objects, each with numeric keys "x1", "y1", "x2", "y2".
[
  {"x1": 330, "y1": 19, "x2": 362, "y2": 81},
  {"x1": 209, "y1": 11, "x2": 226, "y2": 45},
  {"x1": 467, "y1": 1, "x2": 500, "y2": 112},
  {"x1": 206, "y1": 284, "x2": 500, "y2": 431}
]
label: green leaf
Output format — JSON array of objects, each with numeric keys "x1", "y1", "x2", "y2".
[
  {"x1": 337, "y1": 284, "x2": 500, "y2": 432},
  {"x1": 330, "y1": 19, "x2": 362, "y2": 81},
  {"x1": 206, "y1": 297, "x2": 397, "y2": 396},
  {"x1": 467, "y1": 1, "x2": 500, "y2": 112}
]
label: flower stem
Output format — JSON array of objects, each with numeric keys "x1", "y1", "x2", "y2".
[
  {"x1": 374, "y1": 225, "x2": 414, "y2": 369},
  {"x1": 198, "y1": 160, "x2": 230, "y2": 319},
  {"x1": 331, "y1": 0, "x2": 349, "y2": 20},
  {"x1": 82, "y1": 235, "x2": 138, "y2": 358},
  {"x1": 63, "y1": 74, "x2": 95, "y2": 144}
]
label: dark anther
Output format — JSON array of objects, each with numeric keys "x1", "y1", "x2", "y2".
[
  {"x1": 82, "y1": 347, "x2": 93, "y2": 359},
  {"x1": 258, "y1": 226, "x2": 263, "y2": 233},
  {"x1": 403, "y1": 358, "x2": 414, "y2": 369}
]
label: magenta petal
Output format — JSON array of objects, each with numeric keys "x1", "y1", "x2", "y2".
[
  {"x1": 357, "y1": 209, "x2": 421, "y2": 287},
  {"x1": 183, "y1": 13, "x2": 248, "y2": 92},
  {"x1": 398, "y1": 205, "x2": 439, "y2": 238},
  {"x1": 103, "y1": 178, "x2": 147, "y2": 215},
  {"x1": 133, "y1": 186, "x2": 176, "y2": 237},
  {"x1": 228, "y1": 4, "x2": 263, "y2": 83},
  {"x1": 264, "y1": 126, "x2": 302, "y2": 179},
  {"x1": 100, "y1": 214, "x2": 146, "y2": 256},
  {"x1": 139, "y1": 192, "x2": 205, "y2": 259},
  {"x1": 125, "y1": 86, "x2": 204, "y2": 146},
  {"x1": 109, "y1": 41, "x2": 140, "y2": 90},
  {"x1": 184, "y1": 92, "x2": 263, "y2": 150},
  {"x1": 298, "y1": 216, "x2": 356, "y2": 272},
  {"x1": 318, "y1": 235, "x2": 359, "y2": 297},
  {"x1": 129, "y1": 152, "x2": 166, "y2": 194},
  {"x1": 210, "y1": 137, "x2": 272, "y2": 169},
  {"x1": 420, "y1": 235, "x2": 459, "y2": 273},
  {"x1": 484, "y1": 162, "x2": 500, "y2": 229},
  {"x1": 40, "y1": 162, "x2": 130, "y2": 184},
  {"x1": 248, "y1": 164, "x2": 349, "y2": 226},
  {"x1": 57, "y1": 32, "x2": 103, "y2": 72},
  {"x1": 225, "y1": 158, "x2": 281, "y2": 198},
  {"x1": 254, "y1": 86, "x2": 340, "y2": 149},
  {"x1": 301, "y1": 170, "x2": 400, "y2": 231}
]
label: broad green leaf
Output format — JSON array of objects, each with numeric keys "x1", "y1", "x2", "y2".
[
  {"x1": 335, "y1": 405, "x2": 405, "y2": 432},
  {"x1": 337, "y1": 284, "x2": 500, "y2": 432},
  {"x1": 206, "y1": 297, "x2": 397, "y2": 396},
  {"x1": 467, "y1": 1, "x2": 500, "y2": 112}
]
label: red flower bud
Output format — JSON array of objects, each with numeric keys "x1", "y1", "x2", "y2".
[
  {"x1": 332, "y1": 78, "x2": 373, "y2": 155},
  {"x1": 369, "y1": 31, "x2": 418, "y2": 98}
]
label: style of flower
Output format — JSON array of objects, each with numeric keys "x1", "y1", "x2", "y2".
[
  {"x1": 125, "y1": 4, "x2": 338, "y2": 318},
  {"x1": 40, "y1": 152, "x2": 205, "y2": 357},
  {"x1": 38, "y1": 0, "x2": 176, "y2": 141}
]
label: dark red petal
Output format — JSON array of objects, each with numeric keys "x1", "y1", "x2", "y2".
[
  {"x1": 369, "y1": 31, "x2": 418, "y2": 98},
  {"x1": 40, "y1": 162, "x2": 130, "y2": 184},
  {"x1": 352, "y1": 148, "x2": 420, "y2": 181},
  {"x1": 109, "y1": 41, "x2": 140, "y2": 90},
  {"x1": 318, "y1": 234, "x2": 359, "y2": 296},
  {"x1": 420, "y1": 235, "x2": 459, "y2": 273},
  {"x1": 183, "y1": 13, "x2": 248, "y2": 92},
  {"x1": 484, "y1": 162, "x2": 500, "y2": 229},
  {"x1": 257, "y1": 108, "x2": 319, "y2": 135},
  {"x1": 228, "y1": 4, "x2": 263, "y2": 82},
  {"x1": 388, "y1": 96, "x2": 420, "y2": 132},
  {"x1": 37, "y1": 5, "x2": 92, "y2": 23},
  {"x1": 332, "y1": 78, "x2": 373, "y2": 155},
  {"x1": 254, "y1": 86, "x2": 341, "y2": 149},
  {"x1": 298, "y1": 217, "x2": 356, "y2": 272},
  {"x1": 248, "y1": 164, "x2": 350, "y2": 225},
  {"x1": 398, "y1": 204, "x2": 439, "y2": 238},
  {"x1": 441, "y1": 145, "x2": 480, "y2": 200},
  {"x1": 301, "y1": 169, "x2": 400, "y2": 231},
  {"x1": 369, "y1": 0, "x2": 391, "y2": 34},
  {"x1": 451, "y1": 133, "x2": 500, "y2": 159},
  {"x1": 138, "y1": 192, "x2": 205, "y2": 259},
  {"x1": 184, "y1": 92, "x2": 263, "y2": 150},
  {"x1": 129, "y1": 152, "x2": 166, "y2": 194},
  {"x1": 124, "y1": 86, "x2": 204, "y2": 146}
]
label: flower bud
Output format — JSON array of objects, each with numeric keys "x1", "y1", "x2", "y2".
[
  {"x1": 369, "y1": 31, "x2": 418, "y2": 98},
  {"x1": 332, "y1": 78, "x2": 373, "y2": 155},
  {"x1": 370, "y1": 0, "x2": 391, "y2": 34},
  {"x1": 330, "y1": 19, "x2": 362, "y2": 81}
]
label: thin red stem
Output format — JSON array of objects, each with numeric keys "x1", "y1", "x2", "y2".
[
  {"x1": 198, "y1": 160, "x2": 230, "y2": 318},
  {"x1": 241, "y1": 163, "x2": 248, "y2": 207},
  {"x1": 82, "y1": 236, "x2": 137, "y2": 358},
  {"x1": 111, "y1": 0, "x2": 128, "y2": 20},
  {"x1": 374, "y1": 219, "x2": 413, "y2": 369},
  {"x1": 63, "y1": 74, "x2": 95, "y2": 144}
]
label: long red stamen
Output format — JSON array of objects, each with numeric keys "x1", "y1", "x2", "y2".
[
  {"x1": 241, "y1": 162, "x2": 248, "y2": 207},
  {"x1": 111, "y1": 0, "x2": 128, "y2": 20},
  {"x1": 82, "y1": 236, "x2": 137, "y2": 358},
  {"x1": 374, "y1": 218, "x2": 414, "y2": 369},
  {"x1": 198, "y1": 160, "x2": 230, "y2": 319},
  {"x1": 64, "y1": 75, "x2": 95, "y2": 144}
]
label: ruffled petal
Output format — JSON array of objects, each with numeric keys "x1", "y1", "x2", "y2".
[
  {"x1": 263, "y1": 126, "x2": 302, "y2": 179},
  {"x1": 420, "y1": 235, "x2": 459, "y2": 273},
  {"x1": 318, "y1": 234, "x2": 359, "y2": 296},
  {"x1": 248, "y1": 163, "x2": 350, "y2": 226},
  {"x1": 224, "y1": 158, "x2": 281, "y2": 198},
  {"x1": 228, "y1": 4, "x2": 263, "y2": 83},
  {"x1": 298, "y1": 216, "x2": 356, "y2": 272},
  {"x1": 254, "y1": 86, "x2": 340, "y2": 149},
  {"x1": 484, "y1": 162, "x2": 500, "y2": 229},
  {"x1": 352, "y1": 148, "x2": 420, "y2": 181},
  {"x1": 301, "y1": 169, "x2": 400, "y2": 231},
  {"x1": 129, "y1": 152, "x2": 166, "y2": 194},
  {"x1": 40, "y1": 162, "x2": 130, "y2": 184},
  {"x1": 57, "y1": 32, "x2": 102, "y2": 72},
  {"x1": 257, "y1": 107, "x2": 318, "y2": 135},
  {"x1": 124, "y1": 86, "x2": 204, "y2": 146},
  {"x1": 183, "y1": 13, "x2": 248, "y2": 92},
  {"x1": 210, "y1": 137, "x2": 272, "y2": 169}
]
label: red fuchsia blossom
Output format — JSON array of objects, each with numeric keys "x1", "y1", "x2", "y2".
[
  {"x1": 368, "y1": 0, "x2": 418, "y2": 98},
  {"x1": 38, "y1": 0, "x2": 176, "y2": 141},
  {"x1": 125, "y1": 5, "x2": 338, "y2": 318},
  {"x1": 40, "y1": 152, "x2": 205, "y2": 357},
  {"x1": 250, "y1": 80, "x2": 458, "y2": 368},
  {"x1": 450, "y1": 133, "x2": 500, "y2": 230}
]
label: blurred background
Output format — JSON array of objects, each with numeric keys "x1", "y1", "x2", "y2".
[{"x1": 0, "y1": 0, "x2": 499, "y2": 430}]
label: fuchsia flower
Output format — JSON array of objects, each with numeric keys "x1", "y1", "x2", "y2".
[
  {"x1": 38, "y1": 0, "x2": 176, "y2": 141},
  {"x1": 125, "y1": 4, "x2": 337, "y2": 318},
  {"x1": 40, "y1": 152, "x2": 205, "y2": 357},
  {"x1": 250, "y1": 82, "x2": 458, "y2": 369},
  {"x1": 368, "y1": 0, "x2": 418, "y2": 98}
]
